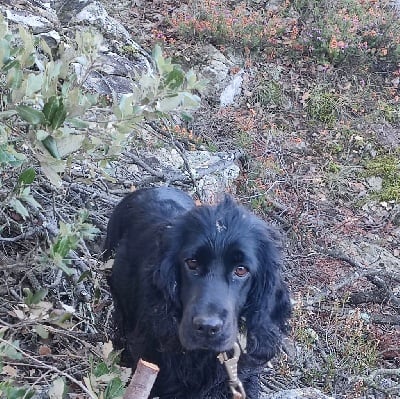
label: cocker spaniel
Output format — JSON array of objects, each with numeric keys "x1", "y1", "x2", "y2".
[{"x1": 104, "y1": 187, "x2": 291, "y2": 399}]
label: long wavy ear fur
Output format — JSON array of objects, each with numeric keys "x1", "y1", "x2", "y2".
[
  {"x1": 244, "y1": 218, "x2": 291, "y2": 363},
  {"x1": 152, "y1": 227, "x2": 182, "y2": 310}
]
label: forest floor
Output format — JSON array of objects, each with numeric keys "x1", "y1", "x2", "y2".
[{"x1": 1, "y1": 0, "x2": 399, "y2": 398}]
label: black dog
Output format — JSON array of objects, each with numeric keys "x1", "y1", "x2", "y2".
[{"x1": 105, "y1": 187, "x2": 291, "y2": 399}]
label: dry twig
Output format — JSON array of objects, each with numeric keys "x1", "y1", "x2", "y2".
[{"x1": 123, "y1": 358, "x2": 160, "y2": 399}]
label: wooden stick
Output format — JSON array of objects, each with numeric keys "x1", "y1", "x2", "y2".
[{"x1": 123, "y1": 359, "x2": 160, "y2": 399}]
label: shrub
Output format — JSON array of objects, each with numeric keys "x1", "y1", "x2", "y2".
[
  {"x1": 294, "y1": 0, "x2": 400, "y2": 66},
  {"x1": 168, "y1": 0, "x2": 297, "y2": 51},
  {"x1": 0, "y1": 14, "x2": 204, "y2": 217}
]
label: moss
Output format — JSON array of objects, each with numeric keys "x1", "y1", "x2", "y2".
[
  {"x1": 378, "y1": 101, "x2": 400, "y2": 124},
  {"x1": 307, "y1": 89, "x2": 339, "y2": 127},
  {"x1": 364, "y1": 155, "x2": 400, "y2": 202},
  {"x1": 328, "y1": 161, "x2": 341, "y2": 173}
]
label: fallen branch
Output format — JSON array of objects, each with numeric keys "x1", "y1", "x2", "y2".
[
  {"x1": 123, "y1": 358, "x2": 160, "y2": 399},
  {"x1": 0, "y1": 226, "x2": 43, "y2": 242}
]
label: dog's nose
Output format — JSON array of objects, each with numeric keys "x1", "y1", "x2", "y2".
[{"x1": 192, "y1": 316, "x2": 223, "y2": 337}]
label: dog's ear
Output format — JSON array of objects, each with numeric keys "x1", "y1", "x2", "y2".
[
  {"x1": 152, "y1": 228, "x2": 182, "y2": 310},
  {"x1": 244, "y1": 219, "x2": 291, "y2": 363}
]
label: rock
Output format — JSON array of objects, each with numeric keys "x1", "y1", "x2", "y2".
[
  {"x1": 337, "y1": 240, "x2": 400, "y2": 273},
  {"x1": 73, "y1": 52, "x2": 141, "y2": 95},
  {"x1": 262, "y1": 388, "x2": 334, "y2": 399},
  {"x1": 52, "y1": 0, "x2": 152, "y2": 95},
  {"x1": 1, "y1": 1, "x2": 59, "y2": 34},
  {"x1": 201, "y1": 44, "x2": 233, "y2": 93},
  {"x1": 366, "y1": 176, "x2": 383, "y2": 192},
  {"x1": 74, "y1": 1, "x2": 132, "y2": 43},
  {"x1": 220, "y1": 69, "x2": 244, "y2": 107},
  {"x1": 199, "y1": 44, "x2": 247, "y2": 107},
  {"x1": 370, "y1": 123, "x2": 400, "y2": 149},
  {"x1": 153, "y1": 148, "x2": 241, "y2": 201}
]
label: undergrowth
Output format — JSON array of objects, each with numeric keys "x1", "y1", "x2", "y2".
[{"x1": 290, "y1": 298, "x2": 379, "y2": 395}]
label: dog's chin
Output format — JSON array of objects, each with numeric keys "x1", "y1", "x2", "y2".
[{"x1": 179, "y1": 331, "x2": 237, "y2": 353}]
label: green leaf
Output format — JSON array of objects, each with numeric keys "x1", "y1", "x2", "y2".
[
  {"x1": 16, "y1": 105, "x2": 45, "y2": 125},
  {"x1": 2, "y1": 59, "x2": 20, "y2": 72},
  {"x1": 181, "y1": 92, "x2": 201, "y2": 108},
  {"x1": 43, "y1": 97, "x2": 67, "y2": 130},
  {"x1": 77, "y1": 270, "x2": 92, "y2": 283},
  {"x1": 43, "y1": 96, "x2": 60, "y2": 123},
  {"x1": 42, "y1": 136, "x2": 61, "y2": 159},
  {"x1": 52, "y1": 237, "x2": 75, "y2": 259},
  {"x1": 51, "y1": 105, "x2": 67, "y2": 130},
  {"x1": 104, "y1": 377, "x2": 125, "y2": 399},
  {"x1": 18, "y1": 26, "x2": 35, "y2": 67},
  {"x1": 152, "y1": 44, "x2": 173, "y2": 74},
  {"x1": 18, "y1": 168, "x2": 36, "y2": 185},
  {"x1": 47, "y1": 379, "x2": 65, "y2": 399},
  {"x1": 0, "y1": 144, "x2": 25, "y2": 167},
  {"x1": 152, "y1": 44, "x2": 163, "y2": 68},
  {"x1": 36, "y1": 129, "x2": 49, "y2": 141},
  {"x1": 66, "y1": 117, "x2": 89, "y2": 129},
  {"x1": 23, "y1": 288, "x2": 48, "y2": 305},
  {"x1": 48, "y1": 377, "x2": 66, "y2": 399},
  {"x1": 0, "y1": 38, "x2": 10, "y2": 65},
  {"x1": 0, "y1": 339, "x2": 23, "y2": 360},
  {"x1": 165, "y1": 67, "x2": 184, "y2": 90},
  {"x1": 34, "y1": 324, "x2": 49, "y2": 339},
  {"x1": 118, "y1": 93, "x2": 134, "y2": 119},
  {"x1": 0, "y1": 110, "x2": 17, "y2": 120},
  {"x1": 94, "y1": 361, "x2": 109, "y2": 377},
  {"x1": 26, "y1": 72, "x2": 43, "y2": 97},
  {"x1": 0, "y1": 383, "x2": 34, "y2": 399},
  {"x1": 19, "y1": 187, "x2": 42, "y2": 209},
  {"x1": 157, "y1": 95, "x2": 182, "y2": 113},
  {"x1": 57, "y1": 134, "x2": 84, "y2": 158},
  {"x1": 7, "y1": 68, "x2": 23, "y2": 89},
  {"x1": 9, "y1": 198, "x2": 29, "y2": 219},
  {"x1": 39, "y1": 157, "x2": 65, "y2": 187}
]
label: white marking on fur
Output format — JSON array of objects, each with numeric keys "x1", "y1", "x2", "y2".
[{"x1": 216, "y1": 219, "x2": 226, "y2": 232}]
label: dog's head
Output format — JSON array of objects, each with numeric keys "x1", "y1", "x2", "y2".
[{"x1": 154, "y1": 196, "x2": 291, "y2": 360}]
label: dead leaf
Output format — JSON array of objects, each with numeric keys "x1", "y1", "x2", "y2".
[
  {"x1": 38, "y1": 345, "x2": 52, "y2": 356},
  {"x1": 49, "y1": 377, "x2": 65, "y2": 399},
  {"x1": 2, "y1": 365, "x2": 18, "y2": 377},
  {"x1": 98, "y1": 259, "x2": 114, "y2": 271},
  {"x1": 11, "y1": 307, "x2": 26, "y2": 320},
  {"x1": 101, "y1": 340, "x2": 114, "y2": 360}
]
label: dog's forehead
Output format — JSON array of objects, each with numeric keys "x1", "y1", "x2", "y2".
[{"x1": 215, "y1": 219, "x2": 226, "y2": 232}]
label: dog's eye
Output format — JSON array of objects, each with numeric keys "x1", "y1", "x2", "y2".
[
  {"x1": 185, "y1": 259, "x2": 199, "y2": 272},
  {"x1": 234, "y1": 266, "x2": 249, "y2": 277}
]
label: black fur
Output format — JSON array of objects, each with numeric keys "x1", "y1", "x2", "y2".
[{"x1": 105, "y1": 187, "x2": 291, "y2": 399}]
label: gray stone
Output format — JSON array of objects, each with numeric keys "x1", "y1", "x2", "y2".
[
  {"x1": 153, "y1": 148, "x2": 240, "y2": 201},
  {"x1": 220, "y1": 69, "x2": 244, "y2": 107},
  {"x1": 74, "y1": 1, "x2": 132, "y2": 42},
  {"x1": 1, "y1": 0, "x2": 59, "y2": 34},
  {"x1": 366, "y1": 176, "x2": 383, "y2": 192},
  {"x1": 337, "y1": 240, "x2": 400, "y2": 273}
]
